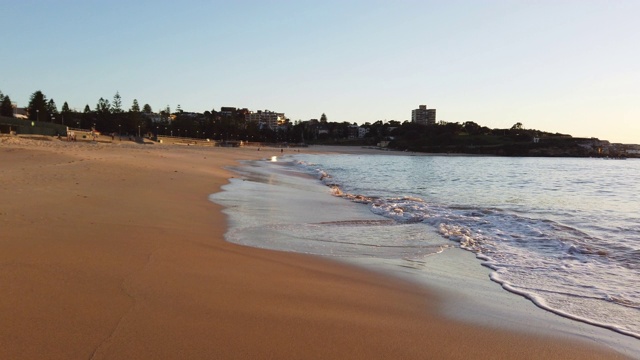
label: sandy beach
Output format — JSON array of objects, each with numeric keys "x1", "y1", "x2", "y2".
[{"x1": 0, "y1": 136, "x2": 630, "y2": 359}]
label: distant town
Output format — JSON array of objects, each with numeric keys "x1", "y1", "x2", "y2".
[{"x1": 0, "y1": 90, "x2": 638, "y2": 158}]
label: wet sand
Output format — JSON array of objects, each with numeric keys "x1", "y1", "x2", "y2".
[{"x1": 0, "y1": 136, "x2": 630, "y2": 359}]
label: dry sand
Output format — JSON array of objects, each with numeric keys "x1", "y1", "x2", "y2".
[{"x1": 0, "y1": 136, "x2": 630, "y2": 359}]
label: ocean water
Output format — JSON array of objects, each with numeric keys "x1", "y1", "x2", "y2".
[{"x1": 211, "y1": 153, "x2": 640, "y2": 341}]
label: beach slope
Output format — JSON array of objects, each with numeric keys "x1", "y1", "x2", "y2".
[{"x1": 0, "y1": 138, "x2": 628, "y2": 359}]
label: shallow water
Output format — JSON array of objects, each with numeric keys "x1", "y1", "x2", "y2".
[{"x1": 211, "y1": 154, "x2": 640, "y2": 341}]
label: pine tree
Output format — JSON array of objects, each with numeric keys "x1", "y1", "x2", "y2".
[
  {"x1": 27, "y1": 90, "x2": 49, "y2": 122},
  {"x1": 47, "y1": 99, "x2": 59, "y2": 122},
  {"x1": 46, "y1": 99, "x2": 58, "y2": 122},
  {"x1": 112, "y1": 91, "x2": 123, "y2": 113},
  {"x1": 60, "y1": 102, "x2": 72, "y2": 126},
  {"x1": 47, "y1": 99, "x2": 58, "y2": 114},
  {"x1": 0, "y1": 95, "x2": 14, "y2": 117},
  {"x1": 127, "y1": 99, "x2": 142, "y2": 134},
  {"x1": 130, "y1": 99, "x2": 140, "y2": 113},
  {"x1": 142, "y1": 104, "x2": 152, "y2": 114},
  {"x1": 94, "y1": 98, "x2": 111, "y2": 130},
  {"x1": 95, "y1": 98, "x2": 111, "y2": 114},
  {"x1": 77, "y1": 104, "x2": 92, "y2": 129}
]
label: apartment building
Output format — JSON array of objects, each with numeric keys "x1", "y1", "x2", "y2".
[
  {"x1": 245, "y1": 110, "x2": 287, "y2": 129},
  {"x1": 411, "y1": 105, "x2": 436, "y2": 126}
]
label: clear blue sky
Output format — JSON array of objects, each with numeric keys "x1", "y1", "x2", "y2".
[{"x1": 4, "y1": 0, "x2": 639, "y2": 143}]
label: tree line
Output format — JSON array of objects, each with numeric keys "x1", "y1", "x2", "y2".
[
  {"x1": 3, "y1": 89, "x2": 594, "y2": 155},
  {"x1": 1, "y1": 89, "x2": 231, "y2": 139},
  {"x1": 2, "y1": 89, "x2": 370, "y2": 143},
  {"x1": 14, "y1": 90, "x2": 160, "y2": 136}
]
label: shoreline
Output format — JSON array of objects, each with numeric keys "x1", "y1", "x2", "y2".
[
  {"x1": 0, "y1": 138, "x2": 632, "y2": 359},
  {"x1": 217, "y1": 148, "x2": 640, "y2": 357}
]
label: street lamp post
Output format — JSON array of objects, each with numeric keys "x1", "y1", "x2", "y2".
[
  {"x1": 138, "y1": 125, "x2": 141, "y2": 138},
  {"x1": 36, "y1": 109, "x2": 39, "y2": 122}
]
